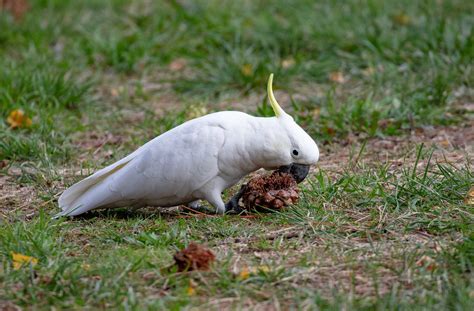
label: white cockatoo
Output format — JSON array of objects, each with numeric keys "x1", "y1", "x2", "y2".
[{"x1": 57, "y1": 74, "x2": 319, "y2": 217}]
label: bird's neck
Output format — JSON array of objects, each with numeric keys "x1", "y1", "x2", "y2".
[
  {"x1": 244, "y1": 117, "x2": 290, "y2": 170},
  {"x1": 216, "y1": 116, "x2": 290, "y2": 186}
]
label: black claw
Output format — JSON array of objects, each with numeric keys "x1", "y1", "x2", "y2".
[
  {"x1": 225, "y1": 201, "x2": 245, "y2": 214},
  {"x1": 225, "y1": 186, "x2": 246, "y2": 214}
]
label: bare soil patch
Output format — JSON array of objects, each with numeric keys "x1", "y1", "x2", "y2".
[{"x1": 0, "y1": 174, "x2": 40, "y2": 220}]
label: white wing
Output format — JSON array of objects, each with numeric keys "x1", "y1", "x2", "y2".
[{"x1": 57, "y1": 119, "x2": 226, "y2": 216}]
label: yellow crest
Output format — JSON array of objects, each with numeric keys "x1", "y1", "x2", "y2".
[{"x1": 267, "y1": 73, "x2": 285, "y2": 117}]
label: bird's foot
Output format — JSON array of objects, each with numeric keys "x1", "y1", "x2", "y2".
[
  {"x1": 224, "y1": 201, "x2": 245, "y2": 214},
  {"x1": 224, "y1": 186, "x2": 246, "y2": 215}
]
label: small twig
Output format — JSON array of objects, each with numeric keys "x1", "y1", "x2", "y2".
[
  {"x1": 181, "y1": 205, "x2": 213, "y2": 216},
  {"x1": 92, "y1": 137, "x2": 110, "y2": 155},
  {"x1": 239, "y1": 215, "x2": 258, "y2": 219}
]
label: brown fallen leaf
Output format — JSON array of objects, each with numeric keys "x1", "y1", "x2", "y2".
[
  {"x1": 6, "y1": 109, "x2": 32, "y2": 129},
  {"x1": 416, "y1": 255, "x2": 437, "y2": 271},
  {"x1": 0, "y1": 0, "x2": 29, "y2": 21},
  {"x1": 36, "y1": 274, "x2": 53, "y2": 285},
  {"x1": 329, "y1": 71, "x2": 346, "y2": 83},
  {"x1": 110, "y1": 88, "x2": 119, "y2": 97},
  {"x1": 169, "y1": 58, "x2": 187, "y2": 72},
  {"x1": 77, "y1": 132, "x2": 122, "y2": 150},
  {"x1": 465, "y1": 186, "x2": 474, "y2": 205},
  {"x1": 439, "y1": 139, "x2": 450, "y2": 147},
  {"x1": 173, "y1": 243, "x2": 215, "y2": 272},
  {"x1": 0, "y1": 159, "x2": 8, "y2": 169}
]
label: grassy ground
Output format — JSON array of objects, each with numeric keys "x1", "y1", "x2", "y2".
[{"x1": 1, "y1": 0, "x2": 473, "y2": 309}]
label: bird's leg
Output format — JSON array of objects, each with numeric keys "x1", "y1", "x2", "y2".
[
  {"x1": 204, "y1": 192, "x2": 226, "y2": 214},
  {"x1": 224, "y1": 185, "x2": 245, "y2": 214}
]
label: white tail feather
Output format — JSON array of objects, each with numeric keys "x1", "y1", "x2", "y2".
[{"x1": 56, "y1": 157, "x2": 134, "y2": 217}]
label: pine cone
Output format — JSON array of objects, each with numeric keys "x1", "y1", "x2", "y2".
[
  {"x1": 173, "y1": 243, "x2": 215, "y2": 272},
  {"x1": 241, "y1": 171, "x2": 299, "y2": 212}
]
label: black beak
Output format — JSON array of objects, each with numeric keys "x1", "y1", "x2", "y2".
[{"x1": 277, "y1": 163, "x2": 311, "y2": 183}]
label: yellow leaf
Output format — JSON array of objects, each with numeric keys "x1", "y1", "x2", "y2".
[
  {"x1": 256, "y1": 265, "x2": 270, "y2": 273},
  {"x1": 281, "y1": 58, "x2": 295, "y2": 69},
  {"x1": 11, "y1": 252, "x2": 38, "y2": 270},
  {"x1": 439, "y1": 139, "x2": 450, "y2": 147},
  {"x1": 186, "y1": 280, "x2": 197, "y2": 296},
  {"x1": 186, "y1": 286, "x2": 195, "y2": 296},
  {"x1": 465, "y1": 186, "x2": 474, "y2": 205},
  {"x1": 238, "y1": 265, "x2": 270, "y2": 280},
  {"x1": 238, "y1": 267, "x2": 250, "y2": 280},
  {"x1": 329, "y1": 71, "x2": 346, "y2": 84},
  {"x1": 311, "y1": 108, "x2": 321, "y2": 118},
  {"x1": 7, "y1": 109, "x2": 32, "y2": 129},
  {"x1": 241, "y1": 64, "x2": 253, "y2": 77},
  {"x1": 186, "y1": 103, "x2": 208, "y2": 120},
  {"x1": 82, "y1": 263, "x2": 91, "y2": 271},
  {"x1": 393, "y1": 13, "x2": 411, "y2": 26}
]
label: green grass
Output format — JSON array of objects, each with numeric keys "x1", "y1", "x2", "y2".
[
  {"x1": 1, "y1": 0, "x2": 473, "y2": 309},
  {"x1": 0, "y1": 60, "x2": 92, "y2": 162},
  {"x1": 1, "y1": 0, "x2": 473, "y2": 162},
  {"x1": 1, "y1": 154, "x2": 473, "y2": 308}
]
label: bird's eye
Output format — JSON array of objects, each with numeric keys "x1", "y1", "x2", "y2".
[{"x1": 292, "y1": 149, "x2": 299, "y2": 156}]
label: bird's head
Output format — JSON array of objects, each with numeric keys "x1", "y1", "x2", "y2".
[{"x1": 261, "y1": 74, "x2": 319, "y2": 183}]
